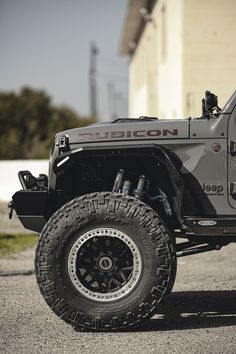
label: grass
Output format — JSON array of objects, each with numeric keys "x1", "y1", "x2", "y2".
[{"x1": 0, "y1": 232, "x2": 38, "y2": 258}]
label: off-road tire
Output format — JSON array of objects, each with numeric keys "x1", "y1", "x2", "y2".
[{"x1": 35, "y1": 192, "x2": 176, "y2": 331}]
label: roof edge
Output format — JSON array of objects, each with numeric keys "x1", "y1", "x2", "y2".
[{"x1": 119, "y1": 0, "x2": 157, "y2": 56}]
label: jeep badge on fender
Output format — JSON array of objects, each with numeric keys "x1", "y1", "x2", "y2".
[{"x1": 202, "y1": 183, "x2": 224, "y2": 194}]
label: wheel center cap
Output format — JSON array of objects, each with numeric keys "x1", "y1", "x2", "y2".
[{"x1": 98, "y1": 256, "x2": 113, "y2": 271}]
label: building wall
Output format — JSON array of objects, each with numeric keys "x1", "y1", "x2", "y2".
[
  {"x1": 129, "y1": 0, "x2": 183, "y2": 118},
  {"x1": 183, "y1": 0, "x2": 236, "y2": 117},
  {"x1": 128, "y1": 0, "x2": 236, "y2": 119}
]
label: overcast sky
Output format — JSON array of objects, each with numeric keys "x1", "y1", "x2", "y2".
[{"x1": 0, "y1": 0, "x2": 129, "y2": 120}]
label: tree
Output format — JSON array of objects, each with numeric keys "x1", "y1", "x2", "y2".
[{"x1": 0, "y1": 87, "x2": 95, "y2": 159}]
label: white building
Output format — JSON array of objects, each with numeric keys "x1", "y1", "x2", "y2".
[{"x1": 120, "y1": 0, "x2": 236, "y2": 118}]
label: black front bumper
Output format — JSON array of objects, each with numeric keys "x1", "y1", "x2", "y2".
[{"x1": 12, "y1": 190, "x2": 51, "y2": 233}]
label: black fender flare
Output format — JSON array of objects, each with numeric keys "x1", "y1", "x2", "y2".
[{"x1": 50, "y1": 143, "x2": 185, "y2": 226}]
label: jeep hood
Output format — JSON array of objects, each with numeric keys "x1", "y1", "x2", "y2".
[{"x1": 55, "y1": 119, "x2": 189, "y2": 144}]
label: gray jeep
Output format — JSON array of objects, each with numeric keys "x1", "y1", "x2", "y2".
[{"x1": 10, "y1": 90, "x2": 236, "y2": 331}]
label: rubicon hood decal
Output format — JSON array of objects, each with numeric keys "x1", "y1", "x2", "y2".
[
  {"x1": 77, "y1": 129, "x2": 178, "y2": 141},
  {"x1": 56, "y1": 120, "x2": 189, "y2": 143}
]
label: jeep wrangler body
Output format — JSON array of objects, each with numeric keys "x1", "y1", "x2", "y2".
[{"x1": 10, "y1": 91, "x2": 236, "y2": 331}]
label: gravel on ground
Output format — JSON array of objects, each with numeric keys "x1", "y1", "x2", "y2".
[{"x1": 0, "y1": 242, "x2": 235, "y2": 354}]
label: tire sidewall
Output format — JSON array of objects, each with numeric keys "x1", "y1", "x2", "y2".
[{"x1": 36, "y1": 193, "x2": 176, "y2": 329}]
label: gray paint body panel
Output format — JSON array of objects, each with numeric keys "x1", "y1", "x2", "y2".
[
  {"x1": 189, "y1": 114, "x2": 229, "y2": 138},
  {"x1": 49, "y1": 91, "x2": 236, "y2": 218}
]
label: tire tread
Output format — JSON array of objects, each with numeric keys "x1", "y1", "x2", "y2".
[{"x1": 35, "y1": 192, "x2": 176, "y2": 331}]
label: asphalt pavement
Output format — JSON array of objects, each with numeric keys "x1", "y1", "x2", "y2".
[{"x1": 0, "y1": 243, "x2": 236, "y2": 354}]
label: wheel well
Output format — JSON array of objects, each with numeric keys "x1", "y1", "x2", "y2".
[{"x1": 55, "y1": 149, "x2": 200, "y2": 228}]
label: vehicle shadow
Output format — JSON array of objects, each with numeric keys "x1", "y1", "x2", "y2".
[{"x1": 137, "y1": 290, "x2": 236, "y2": 332}]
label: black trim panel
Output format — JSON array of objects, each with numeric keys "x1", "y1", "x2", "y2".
[{"x1": 12, "y1": 190, "x2": 51, "y2": 232}]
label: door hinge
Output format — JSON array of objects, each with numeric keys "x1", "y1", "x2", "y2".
[
  {"x1": 229, "y1": 140, "x2": 236, "y2": 156},
  {"x1": 229, "y1": 182, "x2": 236, "y2": 195}
]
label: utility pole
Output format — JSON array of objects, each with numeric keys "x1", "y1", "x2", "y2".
[
  {"x1": 89, "y1": 42, "x2": 98, "y2": 119},
  {"x1": 107, "y1": 81, "x2": 116, "y2": 120}
]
